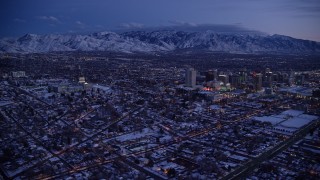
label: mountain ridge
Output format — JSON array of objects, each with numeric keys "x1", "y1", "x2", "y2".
[{"x1": 0, "y1": 30, "x2": 319, "y2": 54}]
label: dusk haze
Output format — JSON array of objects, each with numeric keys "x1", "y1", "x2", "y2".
[{"x1": 0, "y1": 0, "x2": 319, "y2": 179}]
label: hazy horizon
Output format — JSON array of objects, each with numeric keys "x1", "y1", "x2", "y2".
[{"x1": 1, "y1": 0, "x2": 319, "y2": 41}]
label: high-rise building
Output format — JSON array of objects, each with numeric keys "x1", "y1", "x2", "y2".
[
  {"x1": 230, "y1": 74, "x2": 240, "y2": 88},
  {"x1": 239, "y1": 68, "x2": 247, "y2": 83},
  {"x1": 185, "y1": 68, "x2": 197, "y2": 87},
  {"x1": 205, "y1": 70, "x2": 214, "y2": 82},
  {"x1": 79, "y1": 77, "x2": 86, "y2": 84},
  {"x1": 295, "y1": 74, "x2": 305, "y2": 85},
  {"x1": 218, "y1": 74, "x2": 229, "y2": 85},
  {"x1": 288, "y1": 70, "x2": 295, "y2": 85},
  {"x1": 272, "y1": 73, "x2": 279, "y2": 82},
  {"x1": 205, "y1": 69, "x2": 218, "y2": 82},
  {"x1": 265, "y1": 72, "x2": 273, "y2": 87},
  {"x1": 279, "y1": 73, "x2": 288, "y2": 83},
  {"x1": 265, "y1": 68, "x2": 271, "y2": 73},
  {"x1": 254, "y1": 73, "x2": 263, "y2": 91},
  {"x1": 213, "y1": 69, "x2": 218, "y2": 80}
]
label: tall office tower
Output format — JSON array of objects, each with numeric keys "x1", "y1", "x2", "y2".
[
  {"x1": 239, "y1": 68, "x2": 247, "y2": 83},
  {"x1": 272, "y1": 73, "x2": 279, "y2": 82},
  {"x1": 185, "y1": 68, "x2": 197, "y2": 87},
  {"x1": 230, "y1": 74, "x2": 240, "y2": 88},
  {"x1": 280, "y1": 73, "x2": 288, "y2": 83},
  {"x1": 265, "y1": 71, "x2": 273, "y2": 87},
  {"x1": 295, "y1": 74, "x2": 305, "y2": 85},
  {"x1": 205, "y1": 70, "x2": 214, "y2": 82},
  {"x1": 302, "y1": 73, "x2": 309, "y2": 80},
  {"x1": 213, "y1": 69, "x2": 218, "y2": 80},
  {"x1": 218, "y1": 74, "x2": 229, "y2": 85},
  {"x1": 265, "y1": 68, "x2": 271, "y2": 73},
  {"x1": 254, "y1": 73, "x2": 263, "y2": 91},
  {"x1": 289, "y1": 70, "x2": 295, "y2": 86}
]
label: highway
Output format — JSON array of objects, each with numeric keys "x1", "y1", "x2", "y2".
[{"x1": 221, "y1": 119, "x2": 320, "y2": 180}]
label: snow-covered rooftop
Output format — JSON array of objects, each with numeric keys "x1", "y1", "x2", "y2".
[
  {"x1": 92, "y1": 84, "x2": 112, "y2": 93},
  {"x1": 280, "y1": 116, "x2": 314, "y2": 128},
  {"x1": 254, "y1": 110, "x2": 318, "y2": 132},
  {"x1": 281, "y1": 110, "x2": 304, "y2": 117},
  {"x1": 253, "y1": 116, "x2": 284, "y2": 125}
]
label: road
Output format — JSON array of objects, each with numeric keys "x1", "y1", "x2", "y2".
[
  {"x1": 3, "y1": 83, "x2": 318, "y2": 179},
  {"x1": 8, "y1": 105, "x2": 142, "y2": 179},
  {"x1": 2, "y1": 110, "x2": 74, "y2": 179},
  {"x1": 221, "y1": 119, "x2": 320, "y2": 180}
]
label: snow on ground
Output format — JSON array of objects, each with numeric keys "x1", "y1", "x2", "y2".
[
  {"x1": 229, "y1": 154, "x2": 248, "y2": 162},
  {"x1": 115, "y1": 128, "x2": 155, "y2": 142}
]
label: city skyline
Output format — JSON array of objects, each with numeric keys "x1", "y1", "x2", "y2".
[
  {"x1": 1, "y1": 51, "x2": 319, "y2": 179},
  {"x1": 0, "y1": 1, "x2": 320, "y2": 179}
]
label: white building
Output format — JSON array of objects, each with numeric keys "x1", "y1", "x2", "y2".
[
  {"x1": 11, "y1": 71, "x2": 26, "y2": 78},
  {"x1": 253, "y1": 110, "x2": 318, "y2": 135},
  {"x1": 79, "y1": 77, "x2": 86, "y2": 84},
  {"x1": 92, "y1": 84, "x2": 112, "y2": 94}
]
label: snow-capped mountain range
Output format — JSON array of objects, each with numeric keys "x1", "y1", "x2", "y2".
[{"x1": 1, "y1": 30, "x2": 319, "y2": 54}]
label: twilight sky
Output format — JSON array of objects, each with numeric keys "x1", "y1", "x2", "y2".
[{"x1": 1, "y1": 0, "x2": 319, "y2": 41}]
